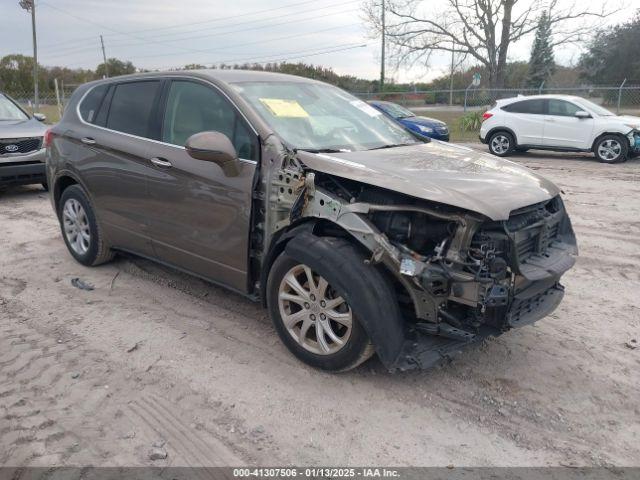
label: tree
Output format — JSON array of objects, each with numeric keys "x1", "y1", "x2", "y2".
[
  {"x1": 526, "y1": 11, "x2": 555, "y2": 88},
  {"x1": 96, "y1": 58, "x2": 135, "y2": 78},
  {"x1": 579, "y1": 13, "x2": 640, "y2": 85},
  {"x1": 183, "y1": 63, "x2": 207, "y2": 70},
  {"x1": 366, "y1": 0, "x2": 614, "y2": 88},
  {"x1": 0, "y1": 54, "x2": 44, "y2": 92}
]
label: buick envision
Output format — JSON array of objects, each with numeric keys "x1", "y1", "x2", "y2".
[{"x1": 46, "y1": 71, "x2": 577, "y2": 372}]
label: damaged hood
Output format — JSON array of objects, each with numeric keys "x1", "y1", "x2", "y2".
[{"x1": 297, "y1": 142, "x2": 560, "y2": 221}]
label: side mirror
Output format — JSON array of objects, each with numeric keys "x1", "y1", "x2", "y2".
[
  {"x1": 33, "y1": 113, "x2": 46, "y2": 122},
  {"x1": 185, "y1": 131, "x2": 240, "y2": 177},
  {"x1": 575, "y1": 110, "x2": 591, "y2": 119}
]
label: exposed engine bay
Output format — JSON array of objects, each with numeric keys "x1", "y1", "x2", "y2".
[{"x1": 255, "y1": 137, "x2": 578, "y2": 370}]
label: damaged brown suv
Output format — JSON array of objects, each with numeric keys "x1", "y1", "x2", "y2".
[{"x1": 46, "y1": 70, "x2": 577, "y2": 372}]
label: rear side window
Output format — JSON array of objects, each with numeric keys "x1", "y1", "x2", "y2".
[
  {"x1": 502, "y1": 99, "x2": 545, "y2": 114},
  {"x1": 79, "y1": 84, "x2": 109, "y2": 123},
  {"x1": 106, "y1": 81, "x2": 160, "y2": 138}
]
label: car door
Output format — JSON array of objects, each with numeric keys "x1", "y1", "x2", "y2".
[
  {"x1": 542, "y1": 99, "x2": 595, "y2": 149},
  {"x1": 72, "y1": 79, "x2": 162, "y2": 256},
  {"x1": 501, "y1": 99, "x2": 546, "y2": 145},
  {"x1": 144, "y1": 78, "x2": 259, "y2": 292}
]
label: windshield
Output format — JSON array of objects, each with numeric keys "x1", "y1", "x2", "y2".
[
  {"x1": 376, "y1": 102, "x2": 415, "y2": 119},
  {"x1": 231, "y1": 81, "x2": 419, "y2": 151},
  {"x1": 0, "y1": 94, "x2": 29, "y2": 121},
  {"x1": 575, "y1": 98, "x2": 615, "y2": 116}
]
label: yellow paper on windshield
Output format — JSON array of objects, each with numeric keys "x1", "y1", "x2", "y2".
[{"x1": 259, "y1": 98, "x2": 309, "y2": 118}]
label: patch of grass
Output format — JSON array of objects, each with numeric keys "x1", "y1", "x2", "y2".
[
  {"x1": 21, "y1": 104, "x2": 61, "y2": 124},
  {"x1": 411, "y1": 108, "x2": 483, "y2": 143}
]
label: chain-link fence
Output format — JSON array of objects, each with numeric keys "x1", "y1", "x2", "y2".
[
  {"x1": 353, "y1": 85, "x2": 640, "y2": 141},
  {"x1": 5, "y1": 86, "x2": 76, "y2": 124},
  {"x1": 354, "y1": 86, "x2": 640, "y2": 114},
  {"x1": 6, "y1": 83, "x2": 640, "y2": 141}
]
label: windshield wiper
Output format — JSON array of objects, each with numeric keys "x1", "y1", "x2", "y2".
[
  {"x1": 299, "y1": 148, "x2": 347, "y2": 153},
  {"x1": 368, "y1": 142, "x2": 417, "y2": 151}
]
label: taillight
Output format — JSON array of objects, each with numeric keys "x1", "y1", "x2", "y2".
[
  {"x1": 43, "y1": 129, "x2": 53, "y2": 148},
  {"x1": 482, "y1": 112, "x2": 494, "y2": 121}
]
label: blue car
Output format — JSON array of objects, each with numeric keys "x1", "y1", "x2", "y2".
[{"x1": 368, "y1": 100, "x2": 449, "y2": 141}]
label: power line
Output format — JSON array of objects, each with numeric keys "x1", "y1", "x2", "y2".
[
  {"x1": 37, "y1": 2, "x2": 210, "y2": 55},
  {"x1": 42, "y1": 4, "x2": 359, "y2": 56},
  {"x1": 156, "y1": 43, "x2": 368, "y2": 70},
  {"x1": 64, "y1": 42, "x2": 367, "y2": 70},
  {"x1": 105, "y1": 23, "x2": 362, "y2": 61},
  {"x1": 38, "y1": 0, "x2": 358, "y2": 50},
  {"x1": 107, "y1": 0, "x2": 361, "y2": 44}
]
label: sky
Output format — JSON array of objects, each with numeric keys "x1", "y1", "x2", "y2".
[{"x1": 0, "y1": 0, "x2": 631, "y2": 85}]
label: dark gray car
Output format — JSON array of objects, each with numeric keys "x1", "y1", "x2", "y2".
[
  {"x1": 0, "y1": 92, "x2": 48, "y2": 188},
  {"x1": 46, "y1": 70, "x2": 577, "y2": 372}
]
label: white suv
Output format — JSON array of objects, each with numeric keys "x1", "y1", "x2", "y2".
[{"x1": 480, "y1": 95, "x2": 640, "y2": 163}]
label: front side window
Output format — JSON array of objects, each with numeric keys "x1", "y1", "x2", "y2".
[
  {"x1": 79, "y1": 84, "x2": 109, "y2": 123},
  {"x1": 231, "y1": 81, "x2": 418, "y2": 152},
  {"x1": 503, "y1": 99, "x2": 545, "y2": 115},
  {"x1": 106, "y1": 81, "x2": 160, "y2": 138},
  {"x1": 0, "y1": 94, "x2": 29, "y2": 121},
  {"x1": 162, "y1": 80, "x2": 257, "y2": 160},
  {"x1": 547, "y1": 99, "x2": 582, "y2": 117}
]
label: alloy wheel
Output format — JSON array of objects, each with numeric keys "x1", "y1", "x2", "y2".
[
  {"x1": 278, "y1": 264, "x2": 352, "y2": 355},
  {"x1": 62, "y1": 198, "x2": 91, "y2": 255},
  {"x1": 597, "y1": 139, "x2": 622, "y2": 161},
  {"x1": 491, "y1": 134, "x2": 510, "y2": 154}
]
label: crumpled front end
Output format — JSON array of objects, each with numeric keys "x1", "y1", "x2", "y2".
[
  {"x1": 391, "y1": 195, "x2": 577, "y2": 370},
  {"x1": 258, "y1": 142, "x2": 577, "y2": 371}
]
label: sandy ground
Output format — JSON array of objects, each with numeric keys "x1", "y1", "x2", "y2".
[{"x1": 1, "y1": 148, "x2": 639, "y2": 468}]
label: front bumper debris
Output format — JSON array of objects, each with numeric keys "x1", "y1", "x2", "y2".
[{"x1": 392, "y1": 283, "x2": 565, "y2": 371}]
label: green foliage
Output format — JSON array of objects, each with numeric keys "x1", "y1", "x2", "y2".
[
  {"x1": 0, "y1": 54, "x2": 129, "y2": 94},
  {"x1": 458, "y1": 111, "x2": 484, "y2": 132},
  {"x1": 96, "y1": 58, "x2": 135, "y2": 78},
  {"x1": 527, "y1": 11, "x2": 556, "y2": 88},
  {"x1": 0, "y1": 54, "x2": 45, "y2": 92},
  {"x1": 212, "y1": 61, "x2": 378, "y2": 92},
  {"x1": 183, "y1": 63, "x2": 207, "y2": 70},
  {"x1": 579, "y1": 13, "x2": 640, "y2": 85}
]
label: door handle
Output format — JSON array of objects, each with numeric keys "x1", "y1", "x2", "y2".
[
  {"x1": 81, "y1": 137, "x2": 96, "y2": 145},
  {"x1": 150, "y1": 157, "x2": 172, "y2": 168},
  {"x1": 546, "y1": 118, "x2": 556, "y2": 123}
]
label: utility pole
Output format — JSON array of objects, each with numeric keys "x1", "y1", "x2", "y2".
[
  {"x1": 449, "y1": 40, "x2": 455, "y2": 106},
  {"x1": 19, "y1": 0, "x2": 38, "y2": 112},
  {"x1": 100, "y1": 35, "x2": 109, "y2": 78},
  {"x1": 380, "y1": 0, "x2": 385, "y2": 92}
]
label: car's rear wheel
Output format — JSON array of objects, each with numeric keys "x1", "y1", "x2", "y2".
[
  {"x1": 59, "y1": 185, "x2": 114, "y2": 266},
  {"x1": 488, "y1": 131, "x2": 515, "y2": 156},
  {"x1": 594, "y1": 135, "x2": 628, "y2": 163},
  {"x1": 267, "y1": 236, "x2": 384, "y2": 372}
]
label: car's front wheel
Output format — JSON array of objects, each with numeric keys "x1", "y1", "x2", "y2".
[
  {"x1": 266, "y1": 236, "x2": 393, "y2": 372},
  {"x1": 58, "y1": 185, "x2": 114, "y2": 266},
  {"x1": 594, "y1": 135, "x2": 628, "y2": 163},
  {"x1": 488, "y1": 131, "x2": 515, "y2": 157}
]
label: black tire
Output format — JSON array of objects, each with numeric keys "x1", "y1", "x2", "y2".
[
  {"x1": 594, "y1": 134, "x2": 628, "y2": 163},
  {"x1": 488, "y1": 131, "x2": 516, "y2": 157},
  {"x1": 267, "y1": 235, "x2": 399, "y2": 372},
  {"x1": 58, "y1": 185, "x2": 114, "y2": 266}
]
